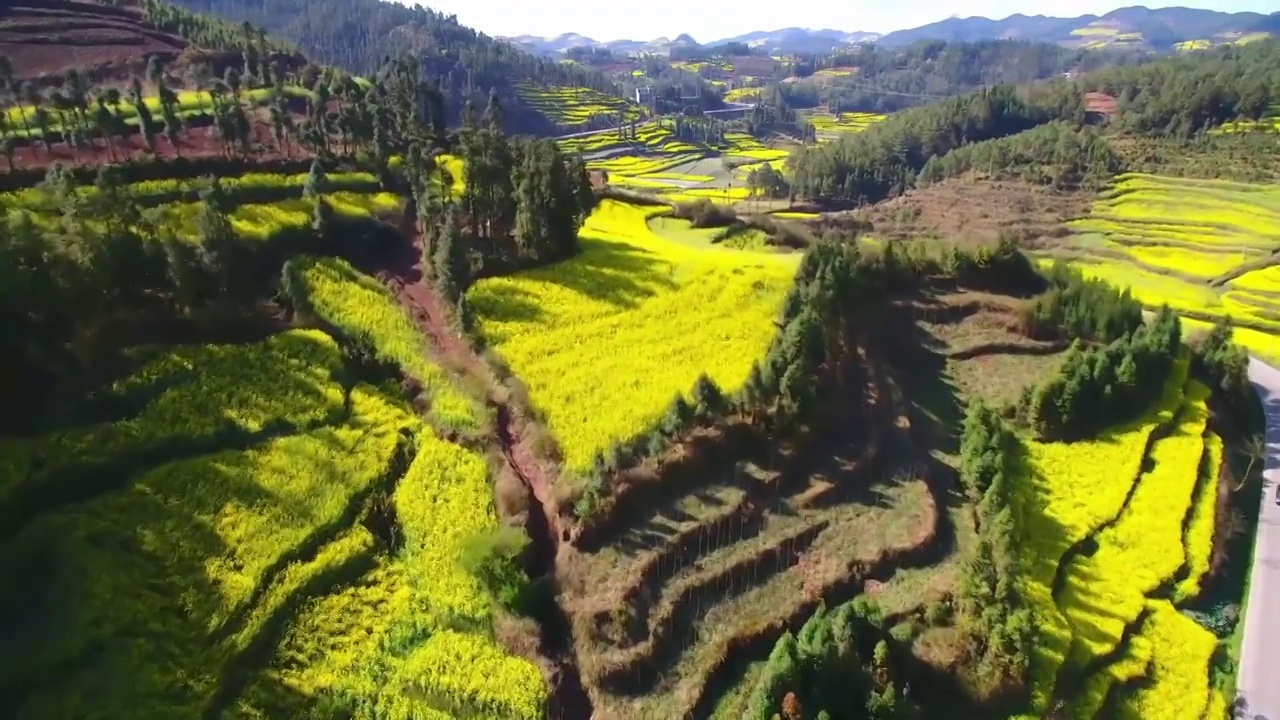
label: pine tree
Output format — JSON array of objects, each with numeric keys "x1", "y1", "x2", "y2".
[
  {"x1": 304, "y1": 158, "x2": 328, "y2": 197},
  {"x1": 433, "y1": 209, "x2": 469, "y2": 301}
]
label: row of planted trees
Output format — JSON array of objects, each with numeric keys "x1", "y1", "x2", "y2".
[{"x1": 0, "y1": 44, "x2": 450, "y2": 169}]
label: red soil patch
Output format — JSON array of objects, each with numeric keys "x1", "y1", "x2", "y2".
[
  {"x1": 1084, "y1": 91, "x2": 1119, "y2": 117},
  {"x1": 4, "y1": 115, "x2": 309, "y2": 172},
  {"x1": 0, "y1": 0, "x2": 187, "y2": 83}
]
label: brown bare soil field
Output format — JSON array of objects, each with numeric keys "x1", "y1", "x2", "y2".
[
  {"x1": 1084, "y1": 91, "x2": 1119, "y2": 117},
  {"x1": 5, "y1": 116, "x2": 306, "y2": 172},
  {"x1": 822, "y1": 177, "x2": 1092, "y2": 248},
  {"x1": 552, "y1": 330, "x2": 964, "y2": 720},
  {"x1": 0, "y1": 0, "x2": 188, "y2": 83}
]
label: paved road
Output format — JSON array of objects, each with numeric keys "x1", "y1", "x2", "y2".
[{"x1": 1237, "y1": 357, "x2": 1280, "y2": 720}]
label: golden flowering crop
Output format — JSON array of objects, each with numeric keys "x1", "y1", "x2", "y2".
[
  {"x1": 1015, "y1": 353, "x2": 1187, "y2": 708},
  {"x1": 240, "y1": 432, "x2": 545, "y2": 718},
  {"x1": 1117, "y1": 601, "x2": 1216, "y2": 720},
  {"x1": 1058, "y1": 380, "x2": 1210, "y2": 664},
  {"x1": 467, "y1": 198, "x2": 799, "y2": 472},
  {"x1": 0, "y1": 329, "x2": 347, "y2": 491},
  {"x1": 1174, "y1": 431, "x2": 1223, "y2": 602},
  {"x1": 287, "y1": 256, "x2": 482, "y2": 433},
  {"x1": 6, "y1": 382, "x2": 418, "y2": 717}
]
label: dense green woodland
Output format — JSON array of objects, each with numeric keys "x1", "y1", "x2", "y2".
[
  {"x1": 162, "y1": 0, "x2": 622, "y2": 132},
  {"x1": 783, "y1": 39, "x2": 1150, "y2": 114},
  {"x1": 787, "y1": 40, "x2": 1280, "y2": 204}
]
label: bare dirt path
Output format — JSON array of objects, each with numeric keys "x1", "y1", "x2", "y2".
[{"x1": 372, "y1": 234, "x2": 591, "y2": 720}]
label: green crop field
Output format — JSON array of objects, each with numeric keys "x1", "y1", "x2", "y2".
[{"x1": 1038, "y1": 172, "x2": 1280, "y2": 362}]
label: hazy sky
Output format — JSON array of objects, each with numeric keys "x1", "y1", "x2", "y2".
[{"x1": 400, "y1": 0, "x2": 1275, "y2": 42}]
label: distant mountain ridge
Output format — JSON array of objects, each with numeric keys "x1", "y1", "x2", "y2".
[
  {"x1": 503, "y1": 28, "x2": 882, "y2": 57},
  {"x1": 504, "y1": 6, "x2": 1279, "y2": 56}
]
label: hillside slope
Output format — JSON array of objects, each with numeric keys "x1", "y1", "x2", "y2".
[
  {"x1": 876, "y1": 6, "x2": 1277, "y2": 50},
  {"x1": 163, "y1": 0, "x2": 632, "y2": 133}
]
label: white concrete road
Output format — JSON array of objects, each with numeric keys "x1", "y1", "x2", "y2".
[{"x1": 1237, "y1": 357, "x2": 1280, "y2": 720}]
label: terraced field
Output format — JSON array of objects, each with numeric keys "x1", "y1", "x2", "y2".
[
  {"x1": 1040, "y1": 172, "x2": 1280, "y2": 362},
  {"x1": 557, "y1": 122, "x2": 792, "y2": 206},
  {"x1": 0, "y1": 168, "x2": 402, "y2": 240},
  {"x1": 1, "y1": 311, "x2": 540, "y2": 717},
  {"x1": 801, "y1": 110, "x2": 888, "y2": 142},
  {"x1": 554, "y1": 306, "x2": 945, "y2": 720},
  {"x1": 466, "y1": 199, "x2": 800, "y2": 473},
  {"x1": 1012, "y1": 354, "x2": 1229, "y2": 716},
  {"x1": 513, "y1": 81, "x2": 644, "y2": 129}
]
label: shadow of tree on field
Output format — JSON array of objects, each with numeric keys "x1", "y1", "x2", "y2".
[
  {"x1": 470, "y1": 237, "x2": 683, "y2": 326},
  {"x1": 0, "y1": 420, "x2": 383, "y2": 719}
]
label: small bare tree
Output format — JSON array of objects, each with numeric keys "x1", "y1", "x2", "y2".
[{"x1": 1237, "y1": 434, "x2": 1267, "y2": 492}]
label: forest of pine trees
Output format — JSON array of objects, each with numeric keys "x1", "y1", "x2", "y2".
[{"x1": 744, "y1": 599, "x2": 920, "y2": 720}]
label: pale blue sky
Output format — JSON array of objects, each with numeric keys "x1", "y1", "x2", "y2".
[{"x1": 399, "y1": 0, "x2": 1275, "y2": 43}]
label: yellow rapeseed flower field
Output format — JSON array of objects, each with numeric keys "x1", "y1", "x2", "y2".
[
  {"x1": 8, "y1": 381, "x2": 417, "y2": 717},
  {"x1": 467, "y1": 198, "x2": 799, "y2": 472},
  {"x1": 1015, "y1": 353, "x2": 1188, "y2": 708},
  {"x1": 240, "y1": 432, "x2": 545, "y2": 719},
  {"x1": 1174, "y1": 431, "x2": 1223, "y2": 602},
  {"x1": 286, "y1": 256, "x2": 483, "y2": 433},
  {"x1": 1117, "y1": 600, "x2": 1217, "y2": 720},
  {"x1": 0, "y1": 329, "x2": 347, "y2": 491},
  {"x1": 1058, "y1": 380, "x2": 1209, "y2": 665}
]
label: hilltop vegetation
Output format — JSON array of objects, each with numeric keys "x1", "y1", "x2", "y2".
[
  {"x1": 0, "y1": 2, "x2": 1276, "y2": 720},
  {"x1": 164, "y1": 0, "x2": 634, "y2": 133}
]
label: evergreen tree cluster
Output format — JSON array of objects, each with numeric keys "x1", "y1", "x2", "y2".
[
  {"x1": 1020, "y1": 262, "x2": 1145, "y2": 343},
  {"x1": 1193, "y1": 318, "x2": 1258, "y2": 434},
  {"x1": 787, "y1": 85, "x2": 1047, "y2": 204},
  {"x1": 1078, "y1": 39, "x2": 1280, "y2": 137},
  {"x1": 745, "y1": 599, "x2": 919, "y2": 720},
  {"x1": 416, "y1": 94, "x2": 595, "y2": 310},
  {"x1": 916, "y1": 120, "x2": 1123, "y2": 189},
  {"x1": 101, "y1": 0, "x2": 287, "y2": 54},
  {"x1": 956, "y1": 403, "x2": 1032, "y2": 688},
  {"x1": 1025, "y1": 307, "x2": 1182, "y2": 441},
  {"x1": 788, "y1": 40, "x2": 1280, "y2": 206}
]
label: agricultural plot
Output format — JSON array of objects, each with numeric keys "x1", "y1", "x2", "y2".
[
  {"x1": 558, "y1": 123, "x2": 793, "y2": 207},
  {"x1": 1014, "y1": 357, "x2": 1229, "y2": 717},
  {"x1": 466, "y1": 199, "x2": 799, "y2": 473},
  {"x1": 512, "y1": 81, "x2": 643, "y2": 129},
  {"x1": 1044, "y1": 172, "x2": 1280, "y2": 362},
  {"x1": 0, "y1": 85, "x2": 313, "y2": 141},
  {"x1": 0, "y1": 323, "x2": 540, "y2": 717},
  {"x1": 0, "y1": 165, "x2": 405, "y2": 245},
  {"x1": 1014, "y1": 355, "x2": 1187, "y2": 708},
  {"x1": 283, "y1": 256, "x2": 484, "y2": 434},
  {"x1": 557, "y1": 314, "x2": 942, "y2": 720},
  {"x1": 801, "y1": 111, "x2": 888, "y2": 142}
]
